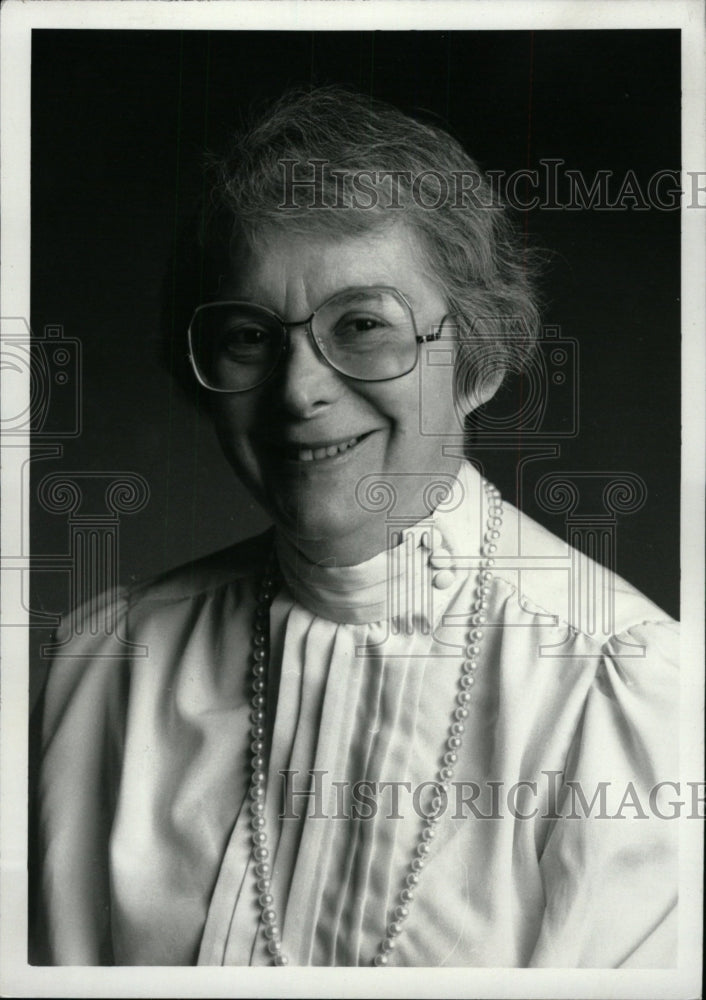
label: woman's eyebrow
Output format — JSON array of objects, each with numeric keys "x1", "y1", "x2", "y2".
[{"x1": 328, "y1": 288, "x2": 389, "y2": 307}]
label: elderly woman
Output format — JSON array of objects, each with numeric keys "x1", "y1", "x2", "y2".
[{"x1": 36, "y1": 87, "x2": 677, "y2": 967}]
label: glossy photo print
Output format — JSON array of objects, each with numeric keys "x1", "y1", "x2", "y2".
[{"x1": 0, "y1": 2, "x2": 703, "y2": 999}]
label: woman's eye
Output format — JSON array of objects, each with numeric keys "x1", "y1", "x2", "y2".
[
  {"x1": 334, "y1": 314, "x2": 387, "y2": 338},
  {"x1": 221, "y1": 326, "x2": 270, "y2": 349}
]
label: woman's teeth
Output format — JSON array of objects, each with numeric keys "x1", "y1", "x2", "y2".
[{"x1": 295, "y1": 437, "x2": 362, "y2": 462}]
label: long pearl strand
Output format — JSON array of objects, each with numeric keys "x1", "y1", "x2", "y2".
[{"x1": 248, "y1": 480, "x2": 503, "y2": 967}]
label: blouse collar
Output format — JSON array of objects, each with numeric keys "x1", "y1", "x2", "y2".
[{"x1": 275, "y1": 460, "x2": 486, "y2": 626}]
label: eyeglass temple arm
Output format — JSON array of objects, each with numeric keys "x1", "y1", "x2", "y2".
[{"x1": 415, "y1": 328, "x2": 443, "y2": 344}]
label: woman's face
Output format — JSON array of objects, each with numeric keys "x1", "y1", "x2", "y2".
[{"x1": 210, "y1": 221, "x2": 470, "y2": 563}]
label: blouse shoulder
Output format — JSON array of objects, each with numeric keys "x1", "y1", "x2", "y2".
[
  {"x1": 41, "y1": 528, "x2": 273, "y2": 740},
  {"x1": 494, "y1": 501, "x2": 677, "y2": 641},
  {"x1": 127, "y1": 527, "x2": 274, "y2": 607}
]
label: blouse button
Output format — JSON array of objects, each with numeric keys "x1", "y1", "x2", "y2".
[
  {"x1": 433, "y1": 569, "x2": 456, "y2": 590},
  {"x1": 429, "y1": 548, "x2": 453, "y2": 569}
]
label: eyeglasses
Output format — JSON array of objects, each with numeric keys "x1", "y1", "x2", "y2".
[{"x1": 187, "y1": 285, "x2": 441, "y2": 393}]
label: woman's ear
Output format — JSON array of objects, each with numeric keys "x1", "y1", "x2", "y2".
[
  {"x1": 470, "y1": 370, "x2": 504, "y2": 410},
  {"x1": 444, "y1": 311, "x2": 506, "y2": 418},
  {"x1": 454, "y1": 363, "x2": 504, "y2": 418}
]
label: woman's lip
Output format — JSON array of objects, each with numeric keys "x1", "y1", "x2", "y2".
[{"x1": 263, "y1": 430, "x2": 375, "y2": 464}]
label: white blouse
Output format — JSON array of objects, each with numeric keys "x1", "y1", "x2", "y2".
[{"x1": 36, "y1": 462, "x2": 678, "y2": 967}]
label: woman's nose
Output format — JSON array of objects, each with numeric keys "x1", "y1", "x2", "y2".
[{"x1": 274, "y1": 325, "x2": 342, "y2": 417}]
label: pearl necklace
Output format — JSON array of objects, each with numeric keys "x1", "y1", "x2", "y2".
[{"x1": 248, "y1": 479, "x2": 503, "y2": 966}]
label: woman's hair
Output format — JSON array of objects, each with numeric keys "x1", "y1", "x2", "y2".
[{"x1": 163, "y1": 86, "x2": 541, "y2": 410}]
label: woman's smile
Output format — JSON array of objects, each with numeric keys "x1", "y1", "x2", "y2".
[{"x1": 263, "y1": 430, "x2": 375, "y2": 465}]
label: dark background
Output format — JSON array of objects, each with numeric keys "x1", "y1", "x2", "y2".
[{"x1": 30, "y1": 29, "x2": 681, "y2": 706}]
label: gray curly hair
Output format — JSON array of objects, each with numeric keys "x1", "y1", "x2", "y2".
[{"x1": 166, "y1": 86, "x2": 540, "y2": 410}]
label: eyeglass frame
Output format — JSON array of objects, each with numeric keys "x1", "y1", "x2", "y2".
[{"x1": 186, "y1": 284, "x2": 444, "y2": 393}]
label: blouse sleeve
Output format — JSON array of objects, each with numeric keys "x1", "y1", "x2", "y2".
[
  {"x1": 529, "y1": 620, "x2": 679, "y2": 968},
  {"x1": 35, "y1": 588, "x2": 132, "y2": 965}
]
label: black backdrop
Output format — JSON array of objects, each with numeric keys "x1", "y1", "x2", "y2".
[{"x1": 29, "y1": 29, "x2": 681, "y2": 705}]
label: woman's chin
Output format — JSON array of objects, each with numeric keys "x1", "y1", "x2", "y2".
[
  {"x1": 275, "y1": 504, "x2": 358, "y2": 547},
  {"x1": 270, "y1": 496, "x2": 381, "y2": 562}
]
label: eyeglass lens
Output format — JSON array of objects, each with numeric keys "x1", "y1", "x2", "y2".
[{"x1": 189, "y1": 288, "x2": 418, "y2": 391}]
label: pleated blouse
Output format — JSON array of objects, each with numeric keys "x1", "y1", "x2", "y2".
[{"x1": 36, "y1": 462, "x2": 679, "y2": 967}]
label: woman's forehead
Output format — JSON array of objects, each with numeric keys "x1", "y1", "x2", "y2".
[{"x1": 221, "y1": 220, "x2": 442, "y2": 312}]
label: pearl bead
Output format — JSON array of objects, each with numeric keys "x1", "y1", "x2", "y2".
[
  {"x1": 411, "y1": 857, "x2": 425, "y2": 871},
  {"x1": 253, "y1": 831, "x2": 267, "y2": 846},
  {"x1": 374, "y1": 954, "x2": 389, "y2": 966},
  {"x1": 262, "y1": 909, "x2": 277, "y2": 924},
  {"x1": 471, "y1": 629, "x2": 483, "y2": 640},
  {"x1": 388, "y1": 921, "x2": 402, "y2": 936},
  {"x1": 253, "y1": 846, "x2": 269, "y2": 861},
  {"x1": 251, "y1": 800, "x2": 264, "y2": 815},
  {"x1": 254, "y1": 862, "x2": 270, "y2": 877},
  {"x1": 460, "y1": 674, "x2": 476, "y2": 689},
  {"x1": 448, "y1": 735, "x2": 462, "y2": 748},
  {"x1": 251, "y1": 710, "x2": 265, "y2": 725},
  {"x1": 267, "y1": 939, "x2": 282, "y2": 955},
  {"x1": 455, "y1": 707, "x2": 469, "y2": 720},
  {"x1": 417, "y1": 842, "x2": 431, "y2": 856},
  {"x1": 274, "y1": 955, "x2": 288, "y2": 966},
  {"x1": 395, "y1": 905, "x2": 409, "y2": 920},
  {"x1": 440, "y1": 766, "x2": 454, "y2": 781},
  {"x1": 250, "y1": 785, "x2": 265, "y2": 799},
  {"x1": 252, "y1": 678, "x2": 265, "y2": 692},
  {"x1": 251, "y1": 695, "x2": 265, "y2": 709},
  {"x1": 251, "y1": 816, "x2": 265, "y2": 830},
  {"x1": 382, "y1": 938, "x2": 396, "y2": 952},
  {"x1": 251, "y1": 755, "x2": 265, "y2": 771},
  {"x1": 253, "y1": 649, "x2": 266, "y2": 661},
  {"x1": 443, "y1": 751, "x2": 457, "y2": 766},
  {"x1": 433, "y1": 569, "x2": 455, "y2": 590},
  {"x1": 259, "y1": 892, "x2": 273, "y2": 906},
  {"x1": 406, "y1": 872, "x2": 420, "y2": 886},
  {"x1": 252, "y1": 725, "x2": 265, "y2": 739},
  {"x1": 264, "y1": 925, "x2": 279, "y2": 939},
  {"x1": 462, "y1": 660, "x2": 477, "y2": 674},
  {"x1": 257, "y1": 878, "x2": 271, "y2": 892},
  {"x1": 421, "y1": 826, "x2": 435, "y2": 842},
  {"x1": 457, "y1": 691, "x2": 471, "y2": 705}
]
